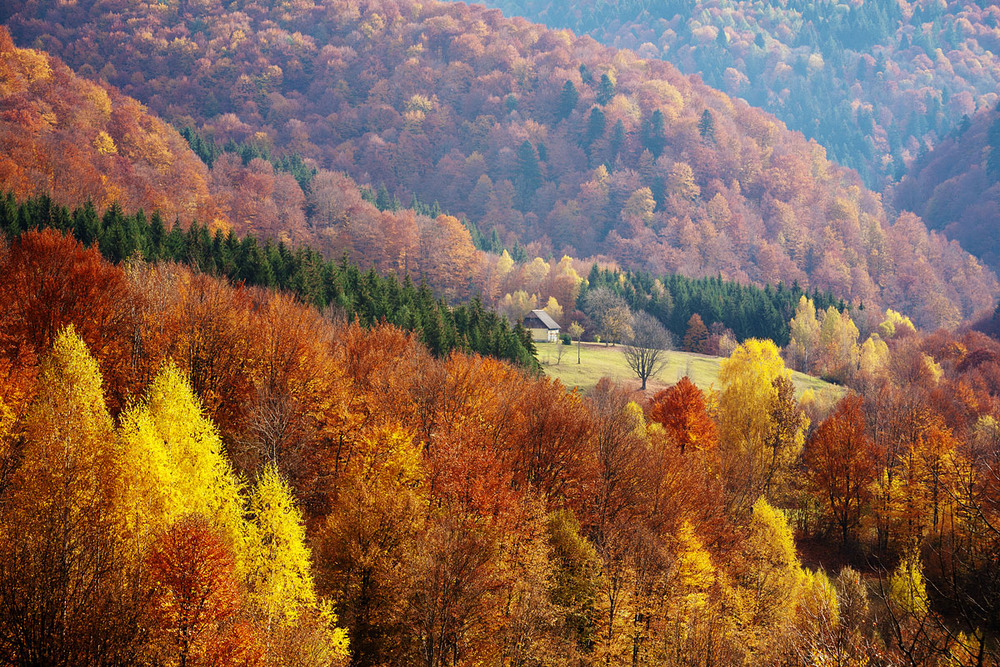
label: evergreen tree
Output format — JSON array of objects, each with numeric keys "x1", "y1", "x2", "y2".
[
  {"x1": 515, "y1": 140, "x2": 542, "y2": 210},
  {"x1": 596, "y1": 73, "x2": 615, "y2": 105},
  {"x1": 608, "y1": 119, "x2": 626, "y2": 166},
  {"x1": 698, "y1": 109, "x2": 716, "y2": 143},
  {"x1": 642, "y1": 109, "x2": 667, "y2": 157},
  {"x1": 585, "y1": 107, "x2": 606, "y2": 147},
  {"x1": 558, "y1": 80, "x2": 579, "y2": 120}
]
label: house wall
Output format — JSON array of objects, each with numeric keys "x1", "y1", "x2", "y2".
[{"x1": 529, "y1": 327, "x2": 559, "y2": 342}]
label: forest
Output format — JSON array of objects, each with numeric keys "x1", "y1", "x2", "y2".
[
  {"x1": 0, "y1": 193, "x2": 540, "y2": 368},
  {"x1": 0, "y1": 4, "x2": 997, "y2": 328},
  {"x1": 478, "y1": 0, "x2": 1000, "y2": 189},
  {"x1": 1, "y1": 223, "x2": 1000, "y2": 666},
  {"x1": 894, "y1": 103, "x2": 1000, "y2": 274},
  {"x1": 3, "y1": 0, "x2": 1000, "y2": 664},
  {"x1": 580, "y1": 263, "x2": 847, "y2": 347},
  {"x1": 2, "y1": 190, "x2": 861, "y2": 358}
]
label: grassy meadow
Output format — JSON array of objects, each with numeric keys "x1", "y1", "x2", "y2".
[{"x1": 535, "y1": 341, "x2": 843, "y2": 401}]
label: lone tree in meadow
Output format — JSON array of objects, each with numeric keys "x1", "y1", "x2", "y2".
[
  {"x1": 622, "y1": 312, "x2": 673, "y2": 390},
  {"x1": 583, "y1": 287, "x2": 633, "y2": 346}
]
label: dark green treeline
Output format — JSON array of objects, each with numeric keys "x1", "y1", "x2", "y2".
[
  {"x1": 581, "y1": 264, "x2": 847, "y2": 347},
  {"x1": 0, "y1": 193, "x2": 538, "y2": 370}
]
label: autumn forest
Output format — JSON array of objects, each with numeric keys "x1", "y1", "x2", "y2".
[{"x1": 2, "y1": 0, "x2": 1000, "y2": 665}]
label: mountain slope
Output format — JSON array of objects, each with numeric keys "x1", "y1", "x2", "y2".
[
  {"x1": 1, "y1": 0, "x2": 997, "y2": 326},
  {"x1": 0, "y1": 28, "x2": 217, "y2": 224},
  {"x1": 894, "y1": 105, "x2": 1000, "y2": 272},
  {"x1": 475, "y1": 0, "x2": 1000, "y2": 189},
  {"x1": 0, "y1": 26, "x2": 491, "y2": 301}
]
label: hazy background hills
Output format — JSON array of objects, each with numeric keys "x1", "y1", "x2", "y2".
[
  {"x1": 2, "y1": 0, "x2": 996, "y2": 328},
  {"x1": 475, "y1": 0, "x2": 1000, "y2": 190}
]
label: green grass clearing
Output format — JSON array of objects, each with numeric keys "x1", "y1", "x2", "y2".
[{"x1": 536, "y1": 341, "x2": 843, "y2": 402}]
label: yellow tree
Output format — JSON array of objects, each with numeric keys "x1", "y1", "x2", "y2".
[
  {"x1": 245, "y1": 465, "x2": 317, "y2": 626},
  {"x1": 858, "y1": 334, "x2": 889, "y2": 378},
  {"x1": 0, "y1": 326, "x2": 145, "y2": 665},
  {"x1": 879, "y1": 309, "x2": 916, "y2": 340},
  {"x1": 789, "y1": 568, "x2": 840, "y2": 663},
  {"x1": 767, "y1": 375, "x2": 809, "y2": 498},
  {"x1": 245, "y1": 465, "x2": 349, "y2": 665},
  {"x1": 817, "y1": 306, "x2": 860, "y2": 382},
  {"x1": 498, "y1": 290, "x2": 537, "y2": 323},
  {"x1": 543, "y1": 296, "x2": 564, "y2": 324},
  {"x1": 663, "y1": 519, "x2": 718, "y2": 663},
  {"x1": 786, "y1": 295, "x2": 821, "y2": 372},
  {"x1": 730, "y1": 499, "x2": 805, "y2": 659},
  {"x1": 118, "y1": 362, "x2": 246, "y2": 554},
  {"x1": 883, "y1": 548, "x2": 949, "y2": 664},
  {"x1": 718, "y1": 339, "x2": 805, "y2": 506},
  {"x1": 118, "y1": 405, "x2": 177, "y2": 547}
]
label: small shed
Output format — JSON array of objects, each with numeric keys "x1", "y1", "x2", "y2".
[{"x1": 523, "y1": 309, "x2": 560, "y2": 343}]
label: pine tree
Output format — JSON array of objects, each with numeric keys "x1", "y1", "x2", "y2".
[
  {"x1": 642, "y1": 109, "x2": 667, "y2": 157},
  {"x1": 585, "y1": 107, "x2": 606, "y2": 147},
  {"x1": 698, "y1": 109, "x2": 716, "y2": 143},
  {"x1": 608, "y1": 119, "x2": 626, "y2": 167},
  {"x1": 515, "y1": 140, "x2": 542, "y2": 210},
  {"x1": 558, "y1": 80, "x2": 579, "y2": 120},
  {"x1": 596, "y1": 73, "x2": 615, "y2": 105}
]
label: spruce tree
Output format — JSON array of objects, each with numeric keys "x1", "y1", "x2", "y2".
[{"x1": 558, "y1": 80, "x2": 579, "y2": 120}]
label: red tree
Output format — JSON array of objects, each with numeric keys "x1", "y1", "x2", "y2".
[
  {"x1": 804, "y1": 395, "x2": 880, "y2": 546},
  {"x1": 148, "y1": 517, "x2": 261, "y2": 667},
  {"x1": 647, "y1": 376, "x2": 717, "y2": 454}
]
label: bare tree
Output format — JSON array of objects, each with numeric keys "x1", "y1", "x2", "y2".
[
  {"x1": 568, "y1": 321, "x2": 584, "y2": 364},
  {"x1": 622, "y1": 312, "x2": 673, "y2": 390}
]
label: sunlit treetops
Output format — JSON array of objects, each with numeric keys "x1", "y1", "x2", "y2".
[{"x1": 0, "y1": 226, "x2": 1000, "y2": 664}]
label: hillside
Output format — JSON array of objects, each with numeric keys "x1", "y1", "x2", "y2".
[
  {"x1": 893, "y1": 104, "x2": 1000, "y2": 273},
  {"x1": 0, "y1": 29, "x2": 218, "y2": 224},
  {"x1": 0, "y1": 26, "x2": 494, "y2": 300},
  {"x1": 2, "y1": 1, "x2": 1000, "y2": 662},
  {"x1": 2, "y1": 0, "x2": 997, "y2": 327},
  {"x1": 2, "y1": 226, "x2": 1000, "y2": 666},
  {"x1": 477, "y1": 0, "x2": 1000, "y2": 189}
]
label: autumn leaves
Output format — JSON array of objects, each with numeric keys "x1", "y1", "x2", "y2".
[
  {"x1": 2, "y1": 226, "x2": 1000, "y2": 664},
  {"x1": 0, "y1": 328, "x2": 348, "y2": 666}
]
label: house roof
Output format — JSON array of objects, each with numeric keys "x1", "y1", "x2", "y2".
[{"x1": 526, "y1": 309, "x2": 560, "y2": 330}]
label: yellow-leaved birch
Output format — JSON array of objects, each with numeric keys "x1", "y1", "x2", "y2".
[{"x1": 119, "y1": 362, "x2": 245, "y2": 555}]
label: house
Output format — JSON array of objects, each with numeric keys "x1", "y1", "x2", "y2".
[{"x1": 523, "y1": 309, "x2": 560, "y2": 342}]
